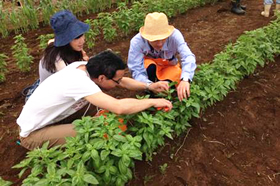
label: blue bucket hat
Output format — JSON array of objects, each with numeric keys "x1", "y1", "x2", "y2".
[{"x1": 50, "y1": 10, "x2": 89, "y2": 47}]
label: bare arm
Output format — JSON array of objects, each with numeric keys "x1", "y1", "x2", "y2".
[
  {"x1": 85, "y1": 91, "x2": 172, "y2": 115},
  {"x1": 119, "y1": 77, "x2": 169, "y2": 93}
]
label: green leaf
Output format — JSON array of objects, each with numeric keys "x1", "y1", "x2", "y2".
[
  {"x1": 18, "y1": 167, "x2": 28, "y2": 178},
  {"x1": 109, "y1": 165, "x2": 118, "y2": 175},
  {"x1": 57, "y1": 167, "x2": 67, "y2": 176},
  {"x1": 116, "y1": 177, "x2": 124, "y2": 186},
  {"x1": 143, "y1": 132, "x2": 151, "y2": 148},
  {"x1": 12, "y1": 157, "x2": 32, "y2": 169},
  {"x1": 82, "y1": 151, "x2": 91, "y2": 162},
  {"x1": 96, "y1": 165, "x2": 106, "y2": 174},
  {"x1": 100, "y1": 150, "x2": 110, "y2": 161},
  {"x1": 91, "y1": 149, "x2": 99, "y2": 159},
  {"x1": 127, "y1": 168, "x2": 133, "y2": 180},
  {"x1": 0, "y1": 177, "x2": 12, "y2": 186},
  {"x1": 121, "y1": 155, "x2": 131, "y2": 167},
  {"x1": 134, "y1": 136, "x2": 142, "y2": 142},
  {"x1": 125, "y1": 135, "x2": 133, "y2": 141},
  {"x1": 34, "y1": 179, "x2": 48, "y2": 186},
  {"x1": 47, "y1": 163, "x2": 56, "y2": 175},
  {"x1": 72, "y1": 176, "x2": 79, "y2": 186},
  {"x1": 118, "y1": 159, "x2": 127, "y2": 175},
  {"x1": 92, "y1": 139, "x2": 105, "y2": 149},
  {"x1": 113, "y1": 135, "x2": 127, "y2": 142},
  {"x1": 166, "y1": 133, "x2": 173, "y2": 140},
  {"x1": 111, "y1": 149, "x2": 122, "y2": 157},
  {"x1": 66, "y1": 170, "x2": 75, "y2": 176},
  {"x1": 103, "y1": 169, "x2": 111, "y2": 184},
  {"x1": 41, "y1": 141, "x2": 50, "y2": 150},
  {"x1": 128, "y1": 150, "x2": 142, "y2": 160},
  {"x1": 83, "y1": 174, "x2": 99, "y2": 185},
  {"x1": 67, "y1": 159, "x2": 74, "y2": 169}
]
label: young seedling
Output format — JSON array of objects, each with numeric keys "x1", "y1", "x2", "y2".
[
  {"x1": 38, "y1": 33, "x2": 54, "y2": 50},
  {"x1": 159, "y1": 163, "x2": 168, "y2": 174},
  {"x1": 98, "y1": 12, "x2": 117, "y2": 42},
  {"x1": 39, "y1": 0, "x2": 55, "y2": 25},
  {"x1": 84, "y1": 19, "x2": 100, "y2": 49},
  {"x1": 0, "y1": 9, "x2": 9, "y2": 38},
  {"x1": 0, "y1": 53, "x2": 8, "y2": 83},
  {"x1": 11, "y1": 34, "x2": 33, "y2": 72},
  {"x1": 144, "y1": 174, "x2": 155, "y2": 185}
]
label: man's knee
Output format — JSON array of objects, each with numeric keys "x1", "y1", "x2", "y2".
[{"x1": 20, "y1": 124, "x2": 76, "y2": 150}]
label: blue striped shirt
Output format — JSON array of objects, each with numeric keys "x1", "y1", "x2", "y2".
[{"x1": 127, "y1": 29, "x2": 196, "y2": 83}]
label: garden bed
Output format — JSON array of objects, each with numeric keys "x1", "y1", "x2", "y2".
[{"x1": 0, "y1": 0, "x2": 279, "y2": 185}]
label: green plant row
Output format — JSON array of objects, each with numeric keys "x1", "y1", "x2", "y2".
[
  {"x1": 0, "y1": 0, "x2": 218, "y2": 82},
  {"x1": 0, "y1": 0, "x2": 217, "y2": 83},
  {"x1": 84, "y1": 0, "x2": 218, "y2": 46},
  {"x1": 13, "y1": 12, "x2": 280, "y2": 186},
  {"x1": 0, "y1": 0, "x2": 137, "y2": 38},
  {"x1": 30, "y1": 0, "x2": 218, "y2": 52}
]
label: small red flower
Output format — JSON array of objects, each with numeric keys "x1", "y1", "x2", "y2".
[
  {"x1": 103, "y1": 133, "x2": 108, "y2": 139},
  {"x1": 96, "y1": 109, "x2": 109, "y2": 117},
  {"x1": 157, "y1": 107, "x2": 170, "y2": 112},
  {"x1": 118, "y1": 125, "x2": 127, "y2": 132},
  {"x1": 164, "y1": 107, "x2": 170, "y2": 112},
  {"x1": 118, "y1": 118, "x2": 124, "y2": 124}
]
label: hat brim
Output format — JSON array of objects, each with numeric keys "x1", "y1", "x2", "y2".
[
  {"x1": 139, "y1": 25, "x2": 175, "y2": 42},
  {"x1": 54, "y1": 21, "x2": 89, "y2": 47}
]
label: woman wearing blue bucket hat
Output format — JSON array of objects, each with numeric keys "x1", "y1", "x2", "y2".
[
  {"x1": 39, "y1": 10, "x2": 90, "y2": 82},
  {"x1": 22, "y1": 10, "x2": 89, "y2": 102}
]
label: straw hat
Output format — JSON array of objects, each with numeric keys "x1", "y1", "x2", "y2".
[{"x1": 140, "y1": 12, "x2": 175, "y2": 42}]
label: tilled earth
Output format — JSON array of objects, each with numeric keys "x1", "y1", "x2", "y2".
[{"x1": 0, "y1": 0, "x2": 279, "y2": 185}]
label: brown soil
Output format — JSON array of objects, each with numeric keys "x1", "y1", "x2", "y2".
[{"x1": 1, "y1": 0, "x2": 279, "y2": 185}]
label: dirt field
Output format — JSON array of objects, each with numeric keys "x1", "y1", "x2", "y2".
[{"x1": 0, "y1": 0, "x2": 279, "y2": 185}]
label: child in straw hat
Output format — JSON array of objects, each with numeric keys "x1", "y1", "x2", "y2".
[{"x1": 127, "y1": 12, "x2": 196, "y2": 101}]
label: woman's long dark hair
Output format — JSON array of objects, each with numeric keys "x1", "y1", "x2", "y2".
[{"x1": 42, "y1": 42, "x2": 83, "y2": 73}]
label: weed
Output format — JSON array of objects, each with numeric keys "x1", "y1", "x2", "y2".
[
  {"x1": 144, "y1": 174, "x2": 155, "y2": 185},
  {"x1": 0, "y1": 53, "x2": 8, "y2": 82},
  {"x1": 159, "y1": 163, "x2": 168, "y2": 174}
]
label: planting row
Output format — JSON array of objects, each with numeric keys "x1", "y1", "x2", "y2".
[
  {"x1": 84, "y1": 0, "x2": 218, "y2": 45},
  {"x1": 0, "y1": 0, "x2": 218, "y2": 82},
  {"x1": 12, "y1": 12, "x2": 280, "y2": 186},
  {"x1": 0, "y1": 0, "x2": 136, "y2": 38}
]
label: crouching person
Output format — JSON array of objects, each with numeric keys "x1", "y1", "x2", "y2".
[
  {"x1": 17, "y1": 50, "x2": 172, "y2": 150},
  {"x1": 128, "y1": 12, "x2": 197, "y2": 102}
]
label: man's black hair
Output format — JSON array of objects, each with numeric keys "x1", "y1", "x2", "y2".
[{"x1": 86, "y1": 50, "x2": 126, "y2": 79}]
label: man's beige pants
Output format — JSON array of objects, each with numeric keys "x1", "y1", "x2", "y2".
[
  {"x1": 20, "y1": 124, "x2": 76, "y2": 150},
  {"x1": 19, "y1": 104, "x2": 96, "y2": 150}
]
